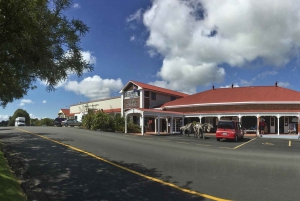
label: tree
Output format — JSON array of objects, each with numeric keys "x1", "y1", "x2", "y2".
[
  {"x1": 0, "y1": 0, "x2": 93, "y2": 107},
  {"x1": 39, "y1": 118, "x2": 54, "y2": 126},
  {"x1": 8, "y1": 109, "x2": 30, "y2": 126}
]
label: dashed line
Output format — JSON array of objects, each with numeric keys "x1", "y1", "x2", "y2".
[
  {"x1": 17, "y1": 128, "x2": 230, "y2": 201},
  {"x1": 196, "y1": 143, "x2": 211, "y2": 147},
  {"x1": 176, "y1": 141, "x2": 190, "y2": 144}
]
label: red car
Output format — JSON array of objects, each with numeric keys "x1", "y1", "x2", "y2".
[{"x1": 216, "y1": 120, "x2": 244, "y2": 141}]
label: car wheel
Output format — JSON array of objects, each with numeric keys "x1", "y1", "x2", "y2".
[
  {"x1": 216, "y1": 138, "x2": 220, "y2": 141},
  {"x1": 65, "y1": 123, "x2": 68, "y2": 127},
  {"x1": 235, "y1": 135, "x2": 238, "y2": 142}
]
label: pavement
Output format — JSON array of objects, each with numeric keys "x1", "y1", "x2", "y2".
[{"x1": 133, "y1": 131, "x2": 300, "y2": 140}]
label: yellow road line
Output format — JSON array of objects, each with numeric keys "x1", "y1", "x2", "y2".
[
  {"x1": 17, "y1": 128, "x2": 231, "y2": 201},
  {"x1": 233, "y1": 138, "x2": 256, "y2": 149},
  {"x1": 289, "y1": 140, "x2": 291, "y2": 147}
]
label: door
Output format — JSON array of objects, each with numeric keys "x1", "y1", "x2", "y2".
[
  {"x1": 270, "y1": 117, "x2": 275, "y2": 133},
  {"x1": 284, "y1": 116, "x2": 289, "y2": 133}
]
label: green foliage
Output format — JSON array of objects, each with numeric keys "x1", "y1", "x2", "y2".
[
  {"x1": 82, "y1": 113, "x2": 94, "y2": 129},
  {"x1": 0, "y1": 150, "x2": 27, "y2": 201},
  {"x1": 39, "y1": 118, "x2": 54, "y2": 126},
  {"x1": 81, "y1": 112, "x2": 141, "y2": 133},
  {"x1": 114, "y1": 114, "x2": 125, "y2": 132},
  {"x1": 0, "y1": 0, "x2": 93, "y2": 107},
  {"x1": 0, "y1": 120, "x2": 9, "y2": 127},
  {"x1": 8, "y1": 109, "x2": 30, "y2": 126},
  {"x1": 127, "y1": 121, "x2": 141, "y2": 133},
  {"x1": 91, "y1": 111, "x2": 114, "y2": 131}
]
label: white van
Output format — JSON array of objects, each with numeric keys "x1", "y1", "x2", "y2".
[{"x1": 15, "y1": 117, "x2": 26, "y2": 126}]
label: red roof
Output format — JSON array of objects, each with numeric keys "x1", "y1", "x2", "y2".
[
  {"x1": 128, "y1": 80, "x2": 189, "y2": 98},
  {"x1": 60, "y1": 109, "x2": 70, "y2": 114},
  {"x1": 162, "y1": 86, "x2": 300, "y2": 108}
]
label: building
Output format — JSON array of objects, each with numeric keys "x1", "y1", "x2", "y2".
[
  {"x1": 120, "y1": 80, "x2": 189, "y2": 134},
  {"x1": 59, "y1": 80, "x2": 300, "y2": 136},
  {"x1": 124, "y1": 82, "x2": 300, "y2": 136}
]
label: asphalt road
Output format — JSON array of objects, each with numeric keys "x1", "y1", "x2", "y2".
[{"x1": 1, "y1": 127, "x2": 300, "y2": 201}]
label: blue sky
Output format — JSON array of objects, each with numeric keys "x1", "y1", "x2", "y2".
[{"x1": 1, "y1": 0, "x2": 300, "y2": 121}]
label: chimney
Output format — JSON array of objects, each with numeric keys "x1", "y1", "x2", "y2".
[
  {"x1": 231, "y1": 83, "x2": 234, "y2": 88},
  {"x1": 212, "y1": 85, "x2": 215, "y2": 90},
  {"x1": 275, "y1": 81, "x2": 278, "y2": 87}
]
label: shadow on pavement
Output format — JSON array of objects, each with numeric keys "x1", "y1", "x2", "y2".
[{"x1": 0, "y1": 132, "x2": 206, "y2": 201}]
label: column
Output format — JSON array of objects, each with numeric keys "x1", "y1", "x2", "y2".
[
  {"x1": 141, "y1": 113, "x2": 144, "y2": 136},
  {"x1": 277, "y1": 115, "x2": 280, "y2": 135},
  {"x1": 256, "y1": 115, "x2": 260, "y2": 136},
  {"x1": 139, "y1": 89, "x2": 144, "y2": 108},
  {"x1": 171, "y1": 116, "x2": 174, "y2": 134},
  {"x1": 166, "y1": 118, "x2": 169, "y2": 133},
  {"x1": 125, "y1": 114, "x2": 128, "y2": 133},
  {"x1": 121, "y1": 93, "x2": 124, "y2": 117},
  {"x1": 157, "y1": 114, "x2": 160, "y2": 135}
]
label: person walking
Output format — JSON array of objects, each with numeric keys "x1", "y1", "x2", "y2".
[{"x1": 260, "y1": 119, "x2": 265, "y2": 134}]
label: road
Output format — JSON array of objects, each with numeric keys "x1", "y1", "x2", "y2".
[{"x1": 0, "y1": 127, "x2": 300, "y2": 201}]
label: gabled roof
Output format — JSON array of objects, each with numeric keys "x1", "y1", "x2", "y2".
[
  {"x1": 161, "y1": 86, "x2": 300, "y2": 108},
  {"x1": 120, "y1": 80, "x2": 189, "y2": 98},
  {"x1": 59, "y1": 109, "x2": 70, "y2": 114}
]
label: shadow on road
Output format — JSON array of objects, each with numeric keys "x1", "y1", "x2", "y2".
[{"x1": 0, "y1": 132, "x2": 206, "y2": 201}]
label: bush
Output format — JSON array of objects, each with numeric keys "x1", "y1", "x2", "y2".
[{"x1": 82, "y1": 113, "x2": 94, "y2": 129}]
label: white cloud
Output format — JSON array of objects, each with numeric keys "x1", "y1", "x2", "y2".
[
  {"x1": 64, "y1": 75, "x2": 123, "y2": 100},
  {"x1": 257, "y1": 71, "x2": 278, "y2": 79},
  {"x1": 29, "y1": 114, "x2": 40, "y2": 119},
  {"x1": 81, "y1": 51, "x2": 96, "y2": 65},
  {"x1": 73, "y1": 3, "x2": 80, "y2": 9},
  {"x1": 277, "y1": 82, "x2": 290, "y2": 88},
  {"x1": 19, "y1": 99, "x2": 34, "y2": 106},
  {"x1": 134, "y1": 0, "x2": 300, "y2": 92},
  {"x1": 127, "y1": 8, "x2": 143, "y2": 22},
  {"x1": 0, "y1": 115, "x2": 9, "y2": 121},
  {"x1": 220, "y1": 84, "x2": 240, "y2": 88},
  {"x1": 42, "y1": 100, "x2": 47, "y2": 104},
  {"x1": 130, "y1": 35, "x2": 135, "y2": 41}
]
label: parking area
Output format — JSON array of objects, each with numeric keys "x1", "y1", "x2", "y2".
[{"x1": 125, "y1": 133, "x2": 300, "y2": 152}]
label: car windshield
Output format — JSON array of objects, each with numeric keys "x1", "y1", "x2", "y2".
[{"x1": 218, "y1": 121, "x2": 234, "y2": 129}]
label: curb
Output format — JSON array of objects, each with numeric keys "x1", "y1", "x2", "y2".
[{"x1": 0, "y1": 145, "x2": 49, "y2": 201}]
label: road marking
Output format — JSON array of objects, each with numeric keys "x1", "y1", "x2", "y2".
[
  {"x1": 233, "y1": 138, "x2": 256, "y2": 149},
  {"x1": 196, "y1": 143, "x2": 211, "y2": 147},
  {"x1": 219, "y1": 147, "x2": 233, "y2": 149},
  {"x1": 17, "y1": 128, "x2": 230, "y2": 201},
  {"x1": 262, "y1": 142, "x2": 274, "y2": 145},
  {"x1": 176, "y1": 141, "x2": 190, "y2": 144},
  {"x1": 289, "y1": 140, "x2": 291, "y2": 147}
]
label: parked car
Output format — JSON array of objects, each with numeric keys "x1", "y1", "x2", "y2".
[
  {"x1": 53, "y1": 118, "x2": 67, "y2": 127},
  {"x1": 64, "y1": 119, "x2": 81, "y2": 127},
  {"x1": 216, "y1": 120, "x2": 244, "y2": 142}
]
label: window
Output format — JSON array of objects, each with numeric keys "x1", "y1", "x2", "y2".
[{"x1": 151, "y1": 92, "x2": 156, "y2": 100}]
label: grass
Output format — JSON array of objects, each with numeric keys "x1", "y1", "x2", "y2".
[{"x1": 0, "y1": 149, "x2": 27, "y2": 201}]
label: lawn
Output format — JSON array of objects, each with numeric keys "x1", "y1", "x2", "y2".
[{"x1": 0, "y1": 149, "x2": 27, "y2": 201}]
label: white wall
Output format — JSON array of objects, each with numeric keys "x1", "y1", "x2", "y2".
[{"x1": 70, "y1": 97, "x2": 121, "y2": 114}]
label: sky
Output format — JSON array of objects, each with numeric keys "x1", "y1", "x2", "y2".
[{"x1": 2, "y1": 0, "x2": 300, "y2": 121}]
